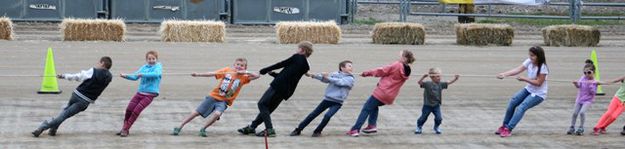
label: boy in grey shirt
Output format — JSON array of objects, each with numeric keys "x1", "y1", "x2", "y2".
[
  {"x1": 290, "y1": 60, "x2": 355, "y2": 137},
  {"x1": 415, "y1": 68, "x2": 459, "y2": 135}
]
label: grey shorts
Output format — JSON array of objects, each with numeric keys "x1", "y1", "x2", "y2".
[{"x1": 195, "y1": 96, "x2": 227, "y2": 118}]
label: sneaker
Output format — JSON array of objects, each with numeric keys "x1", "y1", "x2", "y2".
[
  {"x1": 362, "y1": 125, "x2": 377, "y2": 134},
  {"x1": 592, "y1": 127, "x2": 600, "y2": 135},
  {"x1": 255, "y1": 129, "x2": 276, "y2": 137},
  {"x1": 414, "y1": 127, "x2": 422, "y2": 135},
  {"x1": 289, "y1": 129, "x2": 301, "y2": 136},
  {"x1": 566, "y1": 126, "x2": 575, "y2": 135},
  {"x1": 575, "y1": 127, "x2": 584, "y2": 136},
  {"x1": 434, "y1": 127, "x2": 442, "y2": 134},
  {"x1": 119, "y1": 130, "x2": 129, "y2": 137},
  {"x1": 48, "y1": 128, "x2": 57, "y2": 136},
  {"x1": 115, "y1": 131, "x2": 122, "y2": 136},
  {"x1": 495, "y1": 125, "x2": 505, "y2": 135},
  {"x1": 237, "y1": 125, "x2": 256, "y2": 135},
  {"x1": 499, "y1": 127, "x2": 511, "y2": 137},
  {"x1": 199, "y1": 129, "x2": 207, "y2": 137},
  {"x1": 311, "y1": 132, "x2": 322, "y2": 137},
  {"x1": 172, "y1": 127, "x2": 181, "y2": 136},
  {"x1": 599, "y1": 128, "x2": 607, "y2": 134},
  {"x1": 32, "y1": 128, "x2": 44, "y2": 137},
  {"x1": 346, "y1": 129, "x2": 359, "y2": 137}
]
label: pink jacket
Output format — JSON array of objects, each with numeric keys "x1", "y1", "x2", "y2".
[{"x1": 361, "y1": 61, "x2": 410, "y2": 105}]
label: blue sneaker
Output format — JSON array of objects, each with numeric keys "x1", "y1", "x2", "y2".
[
  {"x1": 434, "y1": 127, "x2": 442, "y2": 134},
  {"x1": 414, "y1": 127, "x2": 422, "y2": 135}
]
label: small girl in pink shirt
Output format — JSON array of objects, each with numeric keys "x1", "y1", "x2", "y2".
[{"x1": 346, "y1": 50, "x2": 415, "y2": 137}]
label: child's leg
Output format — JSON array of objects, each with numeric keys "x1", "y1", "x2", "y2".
[
  {"x1": 251, "y1": 87, "x2": 282, "y2": 129},
  {"x1": 178, "y1": 112, "x2": 200, "y2": 129},
  {"x1": 123, "y1": 94, "x2": 154, "y2": 131},
  {"x1": 578, "y1": 103, "x2": 592, "y2": 128},
  {"x1": 570, "y1": 103, "x2": 583, "y2": 127},
  {"x1": 350, "y1": 96, "x2": 378, "y2": 130},
  {"x1": 313, "y1": 102, "x2": 342, "y2": 133},
  {"x1": 595, "y1": 97, "x2": 622, "y2": 129},
  {"x1": 503, "y1": 89, "x2": 531, "y2": 126},
  {"x1": 506, "y1": 94, "x2": 544, "y2": 130},
  {"x1": 416, "y1": 105, "x2": 434, "y2": 128},
  {"x1": 123, "y1": 93, "x2": 142, "y2": 125},
  {"x1": 597, "y1": 97, "x2": 625, "y2": 129},
  {"x1": 433, "y1": 105, "x2": 443, "y2": 128},
  {"x1": 366, "y1": 98, "x2": 384, "y2": 127},
  {"x1": 201, "y1": 101, "x2": 227, "y2": 130},
  {"x1": 44, "y1": 94, "x2": 89, "y2": 130},
  {"x1": 297, "y1": 100, "x2": 332, "y2": 131}
]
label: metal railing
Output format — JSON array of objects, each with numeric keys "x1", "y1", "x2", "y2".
[{"x1": 355, "y1": 0, "x2": 625, "y2": 23}]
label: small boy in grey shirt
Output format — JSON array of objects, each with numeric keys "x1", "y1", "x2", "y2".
[{"x1": 415, "y1": 68, "x2": 459, "y2": 135}]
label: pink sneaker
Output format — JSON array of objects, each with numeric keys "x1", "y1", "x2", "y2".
[
  {"x1": 599, "y1": 128, "x2": 607, "y2": 134},
  {"x1": 346, "y1": 129, "x2": 359, "y2": 137},
  {"x1": 495, "y1": 125, "x2": 505, "y2": 135},
  {"x1": 592, "y1": 127, "x2": 600, "y2": 136},
  {"x1": 362, "y1": 125, "x2": 377, "y2": 134},
  {"x1": 499, "y1": 127, "x2": 511, "y2": 137}
]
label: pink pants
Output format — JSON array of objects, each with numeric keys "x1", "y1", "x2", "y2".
[
  {"x1": 122, "y1": 92, "x2": 156, "y2": 131},
  {"x1": 595, "y1": 96, "x2": 625, "y2": 129}
]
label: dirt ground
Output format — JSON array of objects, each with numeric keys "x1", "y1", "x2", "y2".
[{"x1": 2, "y1": 24, "x2": 625, "y2": 148}]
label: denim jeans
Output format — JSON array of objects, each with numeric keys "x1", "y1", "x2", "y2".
[
  {"x1": 503, "y1": 88, "x2": 544, "y2": 130},
  {"x1": 40, "y1": 93, "x2": 90, "y2": 130},
  {"x1": 416, "y1": 105, "x2": 442, "y2": 129},
  {"x1": 296, "y1": 100, "x2": 342, "y2": 133},
  {"x1": 351, "y1": 96, "x2": 385, "y2": 131}
]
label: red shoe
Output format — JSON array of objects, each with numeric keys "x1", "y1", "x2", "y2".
[
  {"x1": 592, "y1": 127, "x2": 599, "y2": 136},
  {"x1": 362, "y1": 125, "x2": 377, "y2": 134},
  {"x1": 599, "y1": 128, "x2": 607, "y2": 134},
  {"x1": 346, "y1": 129, "x2": 359, "y2": 137},
  {"x1": 495, "y1": 125, "x2": 505, "y2": 135},
  {"x1": 499, "y1": 127, "x2": 511, "y2": 137}
]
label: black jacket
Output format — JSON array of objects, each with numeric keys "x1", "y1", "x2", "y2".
[{"x1": 259, "y1": 54, "x2": 310, "y2": 100}]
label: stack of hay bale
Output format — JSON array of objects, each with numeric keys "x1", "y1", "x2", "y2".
[
  {"x1": 542, "y1": 24, "x2": 600, "y2": 47},
  {"x1": 0, "y1": 17, "x2": 13, "y2": 40},
  {"x1": 276, "y1": 21, "x2": 341, "y2": 44},
  {"x1": 160, "y1": 20, "x2": 226, "y2": 42},
  {"x1": 371, "y1": 22, "x2": 425, "y2": 45},
  {"x1": 456, "y1": 23, "x2": 514, "y2": 46},
  {"x1": 60, "y1": 18, "x2": 126, "y2": 41}
]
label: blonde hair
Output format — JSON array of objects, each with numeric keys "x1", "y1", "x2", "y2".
[
  {"x1": 428, "y1": 67, "x2": 442, "y2": 74},
  {"x1": 298, "y1": 41, "x2": 313, "y2": 57}
]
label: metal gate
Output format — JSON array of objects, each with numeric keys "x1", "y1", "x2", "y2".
[
  {"x1": 232, "y1": 0, "x2": 351, "y2": 24},
  {"x1": 0, "y1": 0, "x2": 104, "y2": 21},
  {"x1": 109, "y1": 0, "x2": 228, "y2": 23}
]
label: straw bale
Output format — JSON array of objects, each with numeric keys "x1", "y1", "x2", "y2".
[
  {"x1": 276, "y1": 21, "x2": 341, "y2": 44},
  {"x1": 542, "y1": 24, "x2": 600, "y2": 47},
  {"x1": 160, "y1": 20, "x2": 225, "y2": 42},
  {"x1": 61, "y1": 18, "x2": 126, "y2": 41},
  {"x1": 0, "y1": 17, "x2": 13, "y2": 40},
  {"x1": 455, "y1": 23, "x2": 514, "y2": 46},
  {"x1": 372, "y1": 22, "x2": 425, "y2": 45}
]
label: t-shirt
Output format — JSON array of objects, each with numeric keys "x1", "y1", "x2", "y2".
[
  {"x1": 576, "y1": 76, "x2": 597, "y2": 104},
  {"x1": 616, "y1": 82, "x2": 625, "y2": 102},
  {"x1": 421, "y1": 81, "x2": 448, "y2": 107},
  {"x1": 522, "y1": 58, "x2": 549, "y2": 99},
  {"x1": 209, "y1": 67, "x2": 251, "y2": 106}
]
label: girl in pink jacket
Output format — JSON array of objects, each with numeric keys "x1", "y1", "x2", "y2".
[{"x1": 346, "y1": 50, "x2": 415, "y2": 137}]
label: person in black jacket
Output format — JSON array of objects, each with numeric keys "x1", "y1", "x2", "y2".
[
  {"x1": 32, "y1": 56, "x2": 113, "y2": 137},
  {"x1": 238, "y1": 41, "x2": 313, "y2": 137}
]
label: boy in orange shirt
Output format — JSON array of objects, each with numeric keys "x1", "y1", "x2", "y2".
[{"x1": 171, "y1": 58, "x2": 259, "y2": 137}]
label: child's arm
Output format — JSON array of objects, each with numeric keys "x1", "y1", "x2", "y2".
[
  {"x1": 140, "y1": 64, "x2": 162, "y2": 79},
  {"x1": 447, "y1": 74, "x2": 460, "y2": 85},
  {"x1": 325, "y1": 75, "x2": 355, "y2": 88},
  {"x1": 572, "y1": 80, "x2": 580, "y2": 88},
  {"x1": 259, "y1": 55, "x2": 295, "y2": 75},
  {"x1": 496, "y1": 65, "x2": 526, "y2": 79},
  {"x1": 417, "y1": 74, "x2": 428, "y2": 86},
  {"x1": 360, "y1": 63, "x2": 394, "y2": 78},
  {"x1": 238, "y1": 70, "x2": 261, "y2": 80},
  {"x1": 121, "y1": 66, "x2": 144, "y2": 81},
  {"x1": 59, "y1": 68, "x2": 94, "y2": 82},
  {"x1": 517, "y1": 74, "x2": 547, "y2": 86},
  {"x1": 311, "y1": 73, "x2": 330, "y2": 83},
  {"x1": 609, "y1": 75, "x2": 625, "y2": 84}
]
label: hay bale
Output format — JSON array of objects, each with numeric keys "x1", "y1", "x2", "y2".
[
  {"x1": 160, "y1": 20, "x2": 225, "y2": 42},
  {"x1": 542, "y1": 25, "x2": 600, "y2": 47},
  {"x1": 455, "y1": 23, "x2": 514, "y2": 46},
  {"x1": 371, "y1": 22, "x2": 425, "y2": 45},
  {"x1": 0, "y1": 17, "x2": 14, "y2": 40},
  {"x1": 276, "y1": 21, "x2": 341, "y2": 44},
  {"x1": 60, "y1": 18, "x2": 126, "y2": 41}
]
